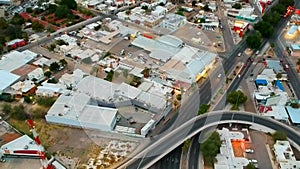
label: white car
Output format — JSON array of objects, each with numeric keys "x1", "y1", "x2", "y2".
[
  {"x1": 249, "y1": 159, "x2": 258, "y2": 163},
  {"x1": 217, "y1": 74, "x2": 222, "y2": 78},
  {"x1": 245, "y1": 149, "x2": 254, "y2": 153},
  {"x1": 238, "y1": 52, "x2": 242, "y2": 57}
]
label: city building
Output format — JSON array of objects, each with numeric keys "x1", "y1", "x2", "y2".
[
  {"x1": 215, "y1": 128, "x2": 249, "y2": 169},
  {"x1": 285, "y1": 106, "x2": 300, "y2": 125},
  {"x1": 27, "y1": 68, "x2": 44, "y2": 82},
  {"x1": 273, "y1": 140, "x2": 300, "y2": 169},
  {"x1": 0, "y1": 50, "x2": 37, "y2": 72},
  {"x1": 285, "y1": 25, "x2": 299, "y2": 40},
  {"x1": 160, "y1": 13, "x2": 186, "y2": 31},
  {"x1": 227, "y1": 7, "x2": 257, "y2": 22},
  {"x1": 256, "y1": 0, "x2": 272, "y2": 14},
  {"x1": 5, "y1": 39, "x2": 26, "y2": 49},
  {"x1": 259, "y1": 105, "x2": 289, "y2": 123},
  {"x1": 233, "y1": 20, "x2": 249, "y2": 37},
  {"x1": 290, "y1": 43, "x2": 300, "y2": 57},
  {"x1": 0, "y1": 135, "x2": 40, "y2": 157},
  {"x1": 0, "y1": 70, "x2": 20, "y2": 94},
  {"x1": 10, "y1": 80, "x2": 36, "y2": 96},
  {"x1": 46, "y1": 92, "x2": 118, "y2": 131}
]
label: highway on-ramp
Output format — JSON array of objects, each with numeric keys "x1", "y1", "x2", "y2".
[{"x1": 119, "y1": 111, "x2": 300, "y2": 169}]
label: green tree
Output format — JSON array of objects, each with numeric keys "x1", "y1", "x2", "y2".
[
  {"x1": 175, "y1": 10, "x2": 184, "y2": 16},
  {"x1": 32, "y1": 21, "x2": 44, "y2": 32},
  {"x1": 59, "y1": 59, "x2": 67, "y2": 66},
  {"x1": 232, "y1": 3, "x2": 242, "y2": 9},
  {"x1": 26, "y1": 7, "x2": 33, "y2": 13},
  {"x1": 142, "y1": 67, "x2": 151, "y2": 78},
  {"x1": 10, "y1": 14, "x2": 25, "y2": 25},
  {"x1": 56, "y1": 39, "x2": 68, "y2": 46},
  {"x1": 297, "y1": 58, "x2": 300, "y2": 66},
  {"x1": 203, "y1": 5, "x2": 210, "y2": 11},
  {"x1": 60, "y1": 0, "x2": 77, "y2": 10},
  {"x1": 2, "y1": 103, "x2": 12, "y2": 115},
  {"x1": 125, "y1": 10, "x2": 131, "y2": 15},
  {"x1": 36, "y1": 97, "x2": 56, "y2": 107},
  {"x1": 44, "y1": 71, "x2": 52, "y2": 78},
  {"x1": 55, "y1": 5, "x2": 72, "y2": 19},
  {"x1": 24, "y1": 95, "x2": 32, "y2": 103},
  {"x1": 272, "y1": 3, "x2": 287, "y2": 15},
  {"x1": 276, "y1": 73, "x2": 282, "y2": 79},
  {"x1": 141, "y1": 5, "x2": 148, "y2": 10},
  {"x1": 200, "y1": 131, "x2": 222, "y2": 166},
  {"x1": 198, "y1": 104, "x2": 210, "y2": 115},
  {"x1": 47, "y1": 78, "x2": 57, "y2": 83},
  {"x1": 104, "y1": 70, "x2": 114, "y2": 82},
  {"x1": 227, "y1": 90, "x2": 247, "y2": 106},
  {"x1": 49, "y1": 62, "x2": 60, "y2": 71},
  {"x1": 182, "y1": 139, "x2": 191, "y2": 152},
  {"x1": 246, "y1": 163, "x2": 256, "y2": 169},
  {"x1": 0, "y1": 17, "x2": 9, "y2": 30},
  {"x1": 254, "y1": 21, "x2": 274, "y2": 38},
  {"x1": 272, "y1": 131, "x2": 287, "y2": 142},
  {"x1": 246, "y1": 31, "x2": 262, "y2": 49},
  {"x1": 176, "y1": 94, "x2": 182, "y2": 101},
  {"x1": 11, "y1": 104, "x2": 27, "y2": 120}
]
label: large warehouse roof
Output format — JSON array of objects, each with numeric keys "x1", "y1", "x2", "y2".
[
  {"x1": 0, "y1": 70, "x2": 20, "y2": 93},
  {"x1": 75, "y1": 76, "x2": 118, "y2": 102},
  {"x1": 46, "y1": 92, "x2": 117, "y2": 131},
  {"x1": 0, "y1": 50, "x2": 37, "y2": 72}
]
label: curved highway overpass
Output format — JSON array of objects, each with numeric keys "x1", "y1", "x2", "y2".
[{"x1": 119, "y1": 111, "x2": 300, "y2": 169}]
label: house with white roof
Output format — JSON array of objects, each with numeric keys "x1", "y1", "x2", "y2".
[
  {"x1": 59, "y1": 69, "x2": 87, "y2": 88},
  {"x1": 10, "y1": 80, "x2": 36, "y2": 96},
  {"x1": 160, "y1": 13, "x2": 186, "y2": 31},
  {"x1": 215, "y1": 128, "x2": 249, "y2": 169},
  {"x1": 27, "y1": 68, "x2": 44, "y2": 82},
  {"x1": 285, "y1": 106, "x2": 300, "y2": 125},
  {"x1": 273, "y1": 140, "x2": 300, "y2": 169},
  {"x1": 260, "y1": 106, "x2": 289, "y2": 123},
  {"x1": 46, "y1": 92, "x2": 118, "y2": 131},
  {"x1": 0, "y1": 135, "x2": 40, "y2": 157},
  {"x1": 151, "y1": 6, "x2": 167, "y2": 18}
]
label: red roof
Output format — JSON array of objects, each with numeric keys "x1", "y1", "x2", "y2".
[
  {"x1": 295, "y1": 9, "x2": 300, "y2": 15},
  {"x1": 20, "y1": 12, "x2": 31, "y2": 20}
]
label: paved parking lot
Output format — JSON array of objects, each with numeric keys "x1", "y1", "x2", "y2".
[
  {"x1": 247, "y1": 130, "x2": 273, "y2": 169},
  {"x1": 0, "y1": 158, "x2": 41, "y2": 169},
  {"x1": 171, "y1": 23, "x2": 224, "y2": 52}
]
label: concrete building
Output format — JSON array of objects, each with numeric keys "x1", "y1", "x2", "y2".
[
  {"x1": 273, "y1": 140, "x2": 300, "y2": 169},
  {"x1": 233, "y1": 20, "x2": 249, "y2": 37},
  {"x1": 0, "y1": 70, "x2": 20, "y2": 94},
  {"x1": 0, "y1": 135, "x2": 40, "y2": 157},
  {"x1": 160, "y1": 13, "x2": 186, "y2": 31},
  {"x1": 10, "y1": 80, "x2": 36, "y2": 96},
  {"x1": 132, "y1": 35, "x2": 216, "y2": 90},
  {"x1": 260, "y1": 106, "x2": 289, "y2": 123},
  {"x1": 27, "y1": 68, "x2": 44, "y2": 82},
  {"x1": 290, "y1": 43, "x2": 300, "y2": 57},
  {"x1": 46, "y1": 92, "x2": 118, "y2": 131},
  {"x1": 286, "y1": 106, "x2": 300, "y2": 125},
  {"x1": 227, "y1": 7, "x2": 257, "y2": 22},
  {"x1": 0, "y1": 50, "x2": 37, "y2": 72},
  {"x1": 151, "y1": 6, "x2": 167, "y2": 18},
  {"x1": 215, "y1": 128, "x2": 249, "y2": 169},
  {"x1": 59, "y1": 69, "x2": 86, "y2": 88}
]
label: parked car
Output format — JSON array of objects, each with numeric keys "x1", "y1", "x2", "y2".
[
  {"x1": 245, "y1": 149, "x2": 254, "y2": 153},
  {"x1": 238, "y1": 52, "x2": 242, "y2": 57},
  {"x1": 249, "y1": 159, "x2": 258, "y2": 163}
]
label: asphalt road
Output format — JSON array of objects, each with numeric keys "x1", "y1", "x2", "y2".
[
  {"x1": 270, "y1": 0, "x2": 300, "y2": 99},
  {"x1": 120, "y1": 111, "x2": 300, "y2": 169}
]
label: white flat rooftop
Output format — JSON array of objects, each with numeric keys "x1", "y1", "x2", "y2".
[
  {"x1": 0, "y1": 70, "x2": 20, "y2": 93},
  {"x1": 1, "y1": 135, "x2": 40, "y2": 156},
  {"x1": 0, "y1": 50, "x2": 37, "y2": 72}
]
